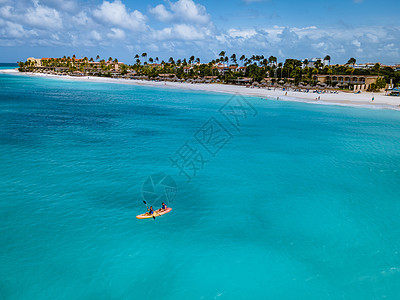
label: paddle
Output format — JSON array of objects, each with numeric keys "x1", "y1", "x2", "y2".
[{"x1": 143, "y1": 200, "x2": 156, "y2": 220}]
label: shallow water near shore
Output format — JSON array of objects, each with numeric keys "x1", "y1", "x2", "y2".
[{"x1": 1, "y1": 71, "x2": 400, "y2": 299}]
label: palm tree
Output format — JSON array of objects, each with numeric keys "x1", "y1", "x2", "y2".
[
  {"x1": 134, "y1": 54, "x2": 139, "y2": 59},
  {"x1": 149, "y1": 57, "x2": 154, "y2": 64},
  {"x1": 311, "y1": 68, "x2": 319, "y2": 81},
  {"x1": 261, "y1": 58, "x2": 268, "y2": 68},
  {"x1": 155, "y1": 57, "x2": 159, "y2": 63},
  {"x1": 324, "y1": 55, "x2": 331, "y2": 66},
  {"x1": 230, "y1": 53, "x2": 237, "y2": 65},
  {"x1": 189, "y1": 55, "x2": 195, "y2": 65},
  {"x1": 96, "y1": 55, "x2": 100, "y2": 61},
  {"x1": 347, "y1": 57, "x2": 356, "y2": 67},
  {"x1": 219, "y1": 51, "x2": 226, "y2": 58},
  {"x1": 278, "y1": 62, "x2": 283, "y2": 78},
  {"x1": 196, "y1": 58, "x2": 200, "y2": 64},
  {"x1": 286, "y1": 63, "x2": 293, "y2": 78},
  {"x1": 141, "y1": 53, "x2": 147, "y2": 63},
  {"x1": 240, "y1": 55, "x2": 246, "y2": 65},
  {"x1": 314, "y1": 59, "x2": 323, "y2": 70}
]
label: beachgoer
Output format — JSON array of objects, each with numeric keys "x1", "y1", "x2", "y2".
[
  {"x1": 372, "y1": 94, "x2": 375, "y2": 102},
  {"x1": 147, "y1": 206, "x2": 154, "y2": 215},
  {"x1": 157, "y1": 202, "x2": 167, "y2": 213}
]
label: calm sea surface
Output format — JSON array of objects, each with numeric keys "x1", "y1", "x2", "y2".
[{"x1": 1, "y1": 66, "x2": 400, "y2": 299}]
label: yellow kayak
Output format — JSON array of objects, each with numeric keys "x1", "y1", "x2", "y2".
[{"x1": 136, "y1": 207, "x2": 172, "y2": 219}]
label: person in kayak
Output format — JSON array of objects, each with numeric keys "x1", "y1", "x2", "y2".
[
  {"x1": 147, "y1": 206, "x2": 154, "y2": 215},
  {"x1": 156, "y1": 202, "x2": 167, "y2": 213}
]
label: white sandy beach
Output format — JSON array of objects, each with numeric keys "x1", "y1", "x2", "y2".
[{"x1": 2, "y1": 68, "x2": 399, "y2": 110}]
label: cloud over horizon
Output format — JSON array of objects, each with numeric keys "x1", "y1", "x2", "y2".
[{"x1": 0, "y1": 0, "x2": 399, "y2": 64}]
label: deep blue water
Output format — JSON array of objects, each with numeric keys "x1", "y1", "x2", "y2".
[
  {"x1": 0, "y1": 63, "x2": 18, "y2": 69},
  {"x1": 1, "y1": 71, "x2": 400, "y2": 299}
]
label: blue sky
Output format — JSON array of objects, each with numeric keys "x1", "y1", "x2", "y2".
[{"x1": 0, "y1": 0, "x2": 399, "y2": 64}]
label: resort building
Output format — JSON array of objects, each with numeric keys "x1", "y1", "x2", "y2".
[
  {"x1": 27, "y1": 57, "x2": 42, "y2": 67},
  {"x1": 211, "y1": 64, "x2": 246, "y2": 75},
  {"x1": 353, "y1": 63, "x2": 376, "y2": 69},
  {"x1": 313, "y1": 75, "x2": 380, "y2": 91},
  {"x1": 183, "y1": 66, "x2": 193, "y2": 74}
]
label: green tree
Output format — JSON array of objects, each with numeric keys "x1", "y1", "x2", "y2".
[
  {"x1": 268, "y1": 56, "x2": 277, "y2": 66},
  {"x1": 347, "y1": 57, "x2": 356, "y2": 67},
  {"x1": 240, "y1": 55, "x2": 246, "y2": 65},
  {"x1": 141, "y1": 53, "x2": 147, "y2": 63},
  {"x1": 314, "y1": 59, "x2": 323, "y2": 70},
  {"x1": 324, "y1": 55, "x2": 331, "y2": 66},
  {"x1": 230, "y1": 53, "x2": 237, "y2": 65}
]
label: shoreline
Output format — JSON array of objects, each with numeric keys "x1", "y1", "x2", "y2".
[{"x1": 2, "y1": 68, "x2": 400, "y2": 110}]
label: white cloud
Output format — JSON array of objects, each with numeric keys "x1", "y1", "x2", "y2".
[
  {"x1": 0, "y1": 0, "x2": 399, "y2": 65},
  {"x1": 91, "y1": 30, "x2": 102, "y2": 41},
  {"x1": 38, "y1": 0, "x2": 77, "y2": 13},
  {"x1": 1, "y1": 21, "x2": 30, "y2": 38},
  {"x1": 149, "y1": 4, "x2": 172, "y2": 22},
  {"x1": 313, "y1": 42, "x2": 327, "y2": 51},
  {"x1": 25, "y1": 1, "x2": 63, "y2": 29},
  {"x1": 228, "y1": 28, "x2": 257, "y2": 39},
  {"x1": 93, "y1": 0, "x2": 146, "y2": 31},
  {"x1": 219, "y1": 25, "x2": 400, "y2": 63},
  {"x1": 352, "y1": 39, "x2": 361, "y2": 47},
  {"x1": 0, "y1": 5, "x2": 14, "y2": 19},
  {"x1": 153, "y1": 24, "x2": 210, "y2": 41},
  {"x1": 107, "y1": 27, "x2": 125, "y2": 39},
  {"x1": 72, "y1": 11, "x2": 90, "y2": 26},
  {"x1": 150, "y1": 0, "x2": 210, "y2": 24}
]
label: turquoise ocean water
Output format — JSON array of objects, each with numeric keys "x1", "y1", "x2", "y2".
[{"x1": 1, "y1": 65, "x2": 400, "y2": 299}]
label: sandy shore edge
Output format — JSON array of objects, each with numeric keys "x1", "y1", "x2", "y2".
[{"x1": 2, "y1": 68, "x2": 399, "y2": 110}]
